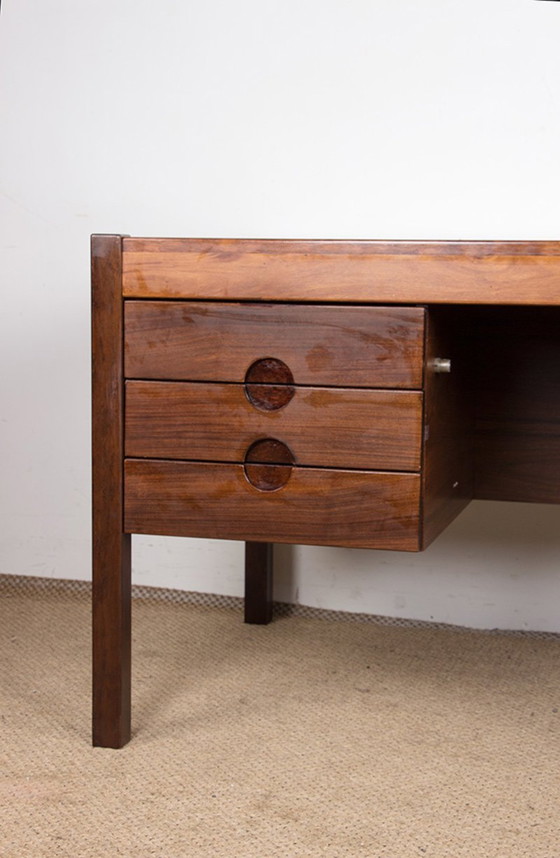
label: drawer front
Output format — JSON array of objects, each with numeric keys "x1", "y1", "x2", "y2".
[
  {"x1": 125, "y1": 381, "x2": 423, "y2": 472},
  {"x1": 124, "y1": 302, "x2": 425, "y2": 389},
  {"x1": 124, "y1": 459, "x2": 421, "y2": 551}
]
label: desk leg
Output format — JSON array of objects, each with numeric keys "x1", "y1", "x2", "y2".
[
  {"x1": 92, "y1": 533, "x2": 131, "y2": 748},
  {"x1": 91, "y1": 234, "x2": 131, "y2": 748},
  {"x1": 244, "y1": 541, "x2": 273, "y2": 624}
]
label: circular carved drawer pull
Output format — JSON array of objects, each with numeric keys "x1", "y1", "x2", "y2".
[
  {"x1": 244, "y1": 358, "x2": 295, "y2": 411},
  {"x1": 243, "y1": 438, "x2": 295, "y2": 491}
]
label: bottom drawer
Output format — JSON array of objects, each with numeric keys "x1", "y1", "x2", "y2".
[{"x1": 124, "y1": 459, "x2": 421, "y2": 551}]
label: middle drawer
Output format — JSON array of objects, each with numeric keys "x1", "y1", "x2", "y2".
[{"x1": 125, "y1": 380, "x2": 423, "y2": 472}]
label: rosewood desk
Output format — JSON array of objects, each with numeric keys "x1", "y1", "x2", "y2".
[{"x1": 92, "y1": 237, "x2": 560, "y2": 747}]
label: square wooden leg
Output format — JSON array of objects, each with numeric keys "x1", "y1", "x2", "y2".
[
  {"x1": 92, "y1": 234, "x2": 131, "y2": 747},
  {"x1": 244, "y1": 541, "x2": 273, "y2": 624},
  {"x1": 92, "y1": 534, "x2": 131, "y2": 748}
]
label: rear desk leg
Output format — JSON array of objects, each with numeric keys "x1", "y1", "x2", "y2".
[
  {"x1": 244, "y1": 541, "x2": 274, "y2": 624},
  {"x1": 91, "y1": 234, "x2": 131, "y2": 748}
]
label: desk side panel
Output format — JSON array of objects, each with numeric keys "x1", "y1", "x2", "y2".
[{"x1": 422, "y1": 308, "x2": 474, "y2": 548}]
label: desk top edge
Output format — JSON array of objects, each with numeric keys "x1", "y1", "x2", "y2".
[
  {"x1": 120, "y1": 238, "x2": 560, "y2": 257},
  {"x1": 91, "y1": 237, "x2": 560, "y2": 305}
]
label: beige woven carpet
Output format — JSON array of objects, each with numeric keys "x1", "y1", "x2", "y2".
[{"x1": 1, "y1": 575, "x2": 559, "y2": 858}]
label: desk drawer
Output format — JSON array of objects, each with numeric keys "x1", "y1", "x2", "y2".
[
  {"x1": 124, "y1": 459, "x2": 421, "y2": 551},
  {"x1": 124, "y1": 302, "x2": 425, "y2": 389},
  {"x1": 125, "y1": 381, "x2": 423, "y2": 471}
]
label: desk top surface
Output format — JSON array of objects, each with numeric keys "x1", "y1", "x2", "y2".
[{"x1": 115, "y1": 238, "x2": 560, "y2": 305}]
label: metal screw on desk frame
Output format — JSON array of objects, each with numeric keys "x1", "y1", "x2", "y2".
[{"x1": 432, "y1": 357, "x2": 451, "y2": 373}]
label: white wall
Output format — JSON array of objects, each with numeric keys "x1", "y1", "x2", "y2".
[{"x1": 1, "y1": 0, "x2": 560, "y2": 631}]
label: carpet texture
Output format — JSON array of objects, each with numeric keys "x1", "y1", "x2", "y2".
[{"x1": 0, "y1": 574, "x2": 559, "y2": 857}]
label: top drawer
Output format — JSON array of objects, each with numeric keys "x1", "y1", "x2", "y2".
[{"x1": 124, "y1": 302, "x2": 425, "y2": 389}]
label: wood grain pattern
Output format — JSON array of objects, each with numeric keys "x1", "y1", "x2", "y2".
[
  {"x1": 95, "y1": 233, "x2": 560, "y2": 750},
  {"x1": 91, "y1": 234, "x2": 131, "y2": 748},
  {"x1": 122, "y1": 239, "x2": 560, "y2": 305},
  {"x1": 124, "y1": 459, "x2": 422, "y2": 551},
  {"x1": 124, "y1": 301, "x2": 425, "y2": 389},
  {"x1": 470, "y1": 307, "x2": 560, "y2": 503},
  {"x1": 421, "y1": 308, "x2": 474, "y2": 548},
  {"x1": 125, "y1": 381, "x2": 423, "y2": 472}
]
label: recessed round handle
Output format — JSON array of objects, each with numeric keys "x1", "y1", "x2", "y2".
[
  {"x1": 244, "y1": 358, "x2": 295, "y2": 411},
  {"x1": 243, "y1": 438, "x2": 295, "y2": 491}
]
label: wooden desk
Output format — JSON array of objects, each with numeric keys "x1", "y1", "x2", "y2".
[{"x1": 92, "y1": 237, "x2": 560, "y2": 747}]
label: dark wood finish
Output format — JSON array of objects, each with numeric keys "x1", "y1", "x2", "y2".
[
  {"x1": 125, "y1": 381, "x2": 423, "y2": 472},
  {"x1": 244, "y1": 461, "x2": 293, "y2": 491},
  {"x1": 122, "y1": 239, "x2": 560, "y2": 305},
  {"x1": 245, "y1": 359, "x2": 295, "y2": 411},
  {"x1": 91, "y1": 234, "x2": 131, "y2": 748},
  {"x1": 421, "y1": 308, "x2": 474, "y2": 548},
  {"x1": 94, "y1": 236, "x2": 560, "y2": 748},
  {"x1": 244, "y1": 542, "x2": 273, "y2": 624},
  {"x1": 471, "y1": 307, "x2": 560, "y2": 503},
  {"x1": 245, "y1": 358, "x2": 294, "y2": 385},
  {"x1": 124, "y1": 459, "x2": 422, "y2": 551},
  {"x1": 244, "y1": 439, "x2": 295, "y2": 491},
  {"x1": 245, "y1": 438, "x2": 295, "y2": 464},
  {"x1": 246, "y1": 381, "x2": 295, "y2": 411},
  {"x1": 124, "y1": 301, "x2": 425, "y2": 389}
]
